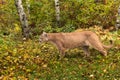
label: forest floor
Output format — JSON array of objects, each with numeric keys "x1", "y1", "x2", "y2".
[{"x1": 0, "y1": 28, "x2": 120, "y2": 80}]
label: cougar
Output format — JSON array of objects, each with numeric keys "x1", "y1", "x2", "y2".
[{"x1": 39, "y1": 31, "x2": 113, "y2": 59}]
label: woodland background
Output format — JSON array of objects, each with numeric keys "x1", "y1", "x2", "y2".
[{"x1": 0, "y1": 0, "x2": 120, "y2": 79}]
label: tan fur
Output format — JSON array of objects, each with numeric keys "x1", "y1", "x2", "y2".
[{"x1": 39, "y1": 31, "x2": 113, "y2": 59}]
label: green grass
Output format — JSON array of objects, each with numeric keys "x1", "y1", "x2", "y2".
[{"x1": 0, "y1": 32, "x2": 120, "y2": 80}]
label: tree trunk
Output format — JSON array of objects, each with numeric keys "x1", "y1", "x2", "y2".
[
  {"x1": 103, "y1": 0, "x2": 107, "y2": 4},
  {"x1": 116, "y1": 6, "x2": 120, "y2": 30},
  {"x1": 15, "y1": 0, "x2": 29, "y2": 39},
  {"x1": 94, "y1": 0, "x2": 107, "y2": 4},
  {"x1": 0, "y1": 0, "x2": 5, "y2": 4},
  {"x1": 54, "y1": 0, "x2": 60, "y2": 26},
  {"x1": 94, "y1": 0, "x2": 100, "y2": 3}
]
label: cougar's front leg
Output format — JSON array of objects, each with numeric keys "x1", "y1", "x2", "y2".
[
  {"x1": 56, "y1": 41, "x2": 66, "y2": 59},
  {"x1": 59, "y1": 48, "x2": 66, "y2": 59}
]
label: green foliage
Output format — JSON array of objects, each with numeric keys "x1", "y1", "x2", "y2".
[
  {"x1": 60, "y1": 0, "x2": 118, "y2": 29},
  {"x1": 29, "y1": 0, "x2": 119, "y2": 33},
  {"x1": 0, "y1": 0, "x2": 120, "y2": 34}
]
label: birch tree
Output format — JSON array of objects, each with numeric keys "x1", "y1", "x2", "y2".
[
  {"x1": 116, "y1": 6, "x2": 120, "y2": 30},
  {"x1": 54, "y1": 0, "x2": 60, "y2": 25},
  {"x1": 15, "y1": 0, "x2": 29, "y2": 39}
]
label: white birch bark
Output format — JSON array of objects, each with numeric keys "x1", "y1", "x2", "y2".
[
  {"x1": 54, "y1": 0, "x2": 60, "y2": 25},
  {"x1": 15, "y1": 0, "x2": 29, "y2": 38},
  {"x1": 116, "y1": 6, "x2": 120, "y2": 30}
]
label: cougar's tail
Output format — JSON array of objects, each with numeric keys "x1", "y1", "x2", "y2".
[{"x1": 103, "y1": 40, "x2": 113, "y2": 49}]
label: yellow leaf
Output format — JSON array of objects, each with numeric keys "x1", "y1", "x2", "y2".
[
  {"x1": 26, "y1": 69, "x2": 31, "y2": 72},
  {"x1": 14, "y1": 23, "x2": 21, "y2": 33},
  {"x1": 23, "y1": 54, "x2": 29, "y2": 59},
  {"x1": 3, "y1": 76, "x2": 8, "y2": 80},
  {"x1": 103, "y1": 69, "x2": 107, "y2": 73},
  {"x1": 42, "y1": 64, "x2": 48, "y2": 68},
  {"x1": 6, "y1": 56, "x2": 11, "y2": 60}
]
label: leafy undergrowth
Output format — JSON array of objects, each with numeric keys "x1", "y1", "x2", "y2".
[{"x1": 0, "y1": 28, "x2": 120, "y2": 80}]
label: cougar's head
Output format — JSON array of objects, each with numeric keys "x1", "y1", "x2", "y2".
[{"x1": 39, "y1": 32, "x2": 48, "y2": 43}]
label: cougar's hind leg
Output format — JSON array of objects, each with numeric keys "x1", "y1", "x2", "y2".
[
  {"x1": 99, "y1": 49, "x2": 107, "y2": 56},
  {"x1": 88, "y1": 38, "x2": 107, "y2": 56},
  {"x1": 82, "y1": 46, "x2": 90, "y2": 57},
  {"x1": 90, "y1": 42, "x2": 107, "y2": 56}
]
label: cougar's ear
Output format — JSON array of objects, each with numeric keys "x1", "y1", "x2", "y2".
[{"x1": 43, "y1": 32, "x2": 47, "y2": 37}]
